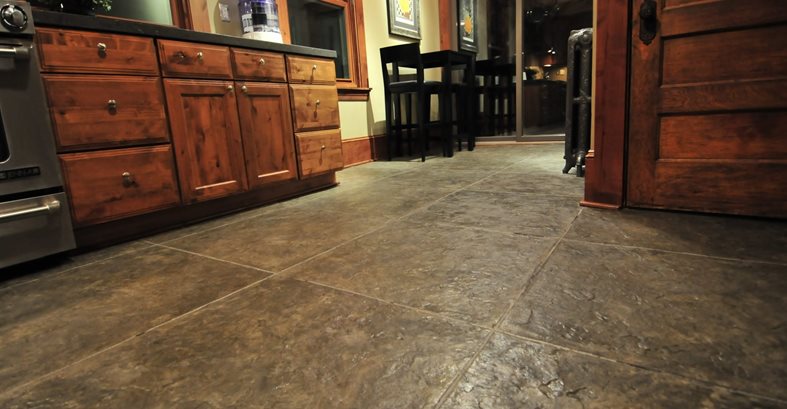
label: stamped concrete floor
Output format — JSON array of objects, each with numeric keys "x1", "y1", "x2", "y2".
[{"x1": 1, "y1": 143, "x2": 786, "y2": 408}]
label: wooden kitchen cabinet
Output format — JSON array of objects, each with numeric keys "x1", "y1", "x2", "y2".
[
  {"x1": 236, "y1": 82, "x2": 298, "y2": 187},
  {"x1": 163, "y1": 79, "x2": 248, "y2": 203}
]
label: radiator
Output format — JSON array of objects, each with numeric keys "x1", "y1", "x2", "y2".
[{"x1": 563, "y1": 28, "x2": 593, "y2": 177}]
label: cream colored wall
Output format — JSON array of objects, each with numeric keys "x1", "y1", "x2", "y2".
[{"x1": 193, "y1": 0, "x2": 442, "y2": 140}]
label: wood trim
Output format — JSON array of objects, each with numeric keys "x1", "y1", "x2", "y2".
[
  {"x1": 74, "y1": 173, "x2": 338, "y2": 250},
  {"x1": 582, "y1": 0, "x2": 629, "y2": 209},
  {"x1": 341, "y1": 134, "x2": 386, "y2": 167},
  {"x1": 439, "y1": 0, "x2": 454, "y2": 50},
  {"x1": 277, "y1": 0, "x2": 292, "y2": 43},
  {"x1": 169, "y1": 0, "x2": 193, "y2": 29},
  {"x1": 186, "y1": 0, "x2": 212, "y2": 33},
  {"x1": 338, "y1": 87, "x2": 372, "y2": 101}
]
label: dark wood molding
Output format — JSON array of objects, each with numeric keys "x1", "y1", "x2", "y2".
[
  {"x1": 338, "y1": 87, "x2": 372, "y2": 101},
  {"x1": 169, "y1": 0, "x2": 193, "y2": 30},
  {"x1": 582, "y1": 0, "x2": 629, "y2": 209},
  {"x1": 342, "y1": 134, "x2": 386, "y2": 167},
  {"x1": 74, "y1": 173, "x2": 338, "y2": 250}
]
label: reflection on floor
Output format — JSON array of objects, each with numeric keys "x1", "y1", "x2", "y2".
[{"x1": 1, "y1": 143, "x2": 785, "y2": 408}]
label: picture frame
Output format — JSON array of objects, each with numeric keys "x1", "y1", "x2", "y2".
[
  {"x1": 387, "y1": 0, "x2": 421, "y2": 40},
  {"x1": 457, "y1": 0, "x2": 478, "y2": 52}
]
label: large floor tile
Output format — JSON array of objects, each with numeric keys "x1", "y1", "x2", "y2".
[
  {"x1": 163, "y1": 205, "x2": 392, "y2": 272},
  {"x1": 501, "y1": 240, "x2": 787, "y2": 399},
  {"x1": 0, "y1": 240, "x2": 153, "y2": 292},
  {"x1": 566, "y1": 208, "x2": 787, "y2": 263},
  {"x1": 1, "y1": 279, "x2": 489, "y2": 409},
  {"x1": 407, "y1": 190, "x2": 581, "y2": 237},
  {"x1": 442, "y1": 333, "x2": 783, "y2": 409},
  {"x1": 284, "y1": 220, "x2": 556, "y2": 325},
  {"x1": 0, "y1": 247, "x2": 268, "y2": 393},
  {"x1": 336, "y1": 162, "x2": 419, "y2": 188},
  {"x1": 384, "y1": 168, "x2": 498, "y2": 190},
  {"x1": 470, "y1": 171, "x2": 585, "y2": 197}
]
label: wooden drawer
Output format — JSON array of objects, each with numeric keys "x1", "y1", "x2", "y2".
[
  {"x1": 232, "y1": 48, "x2": 286, "y2": 82},
  {"x1": 289, "y1": 84, "x2": 340, "y2": 132},
  {"x1": 158, "y1": 40, "x2": 232, "y2": 79},
  {"x1": 60, "y1": 146, "x2": 181, "y2": 226},
  {"x1": 44, "y1": 75, "x2": 169, "y2": 152},
  {"x1": 37, "y1": 28, "x2": 158, "y2": 75},
  {"x1": 287, "y1": 55, "x2": 336, "y2": 84},
  {"x1": 295, "y1": 129, "x2": 344, "y2": 178}
]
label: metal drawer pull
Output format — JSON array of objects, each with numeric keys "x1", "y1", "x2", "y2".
[
  {"x1": 259, "y1": 57, "x2": 266, "y2": 65},
  {"x1": 321, "y1": 145, "x2": 326, "y2": 150},
  {"x1": 197, "y1": 51, "x2": 204, "y2": 60},
  {"x1": 227, "y1": 85, "x2": 234, "y2": 92},
  {"x1": 0, "y1": 45, "x2": 29, "y2": 60},
  {"x1": 122, "y1": 171, "x2": 135, "y2": 187},
  {"x1": 107, "y1": 99, "x2": 118, "y2": 110},
  {"x1": 312, "y1": 64, "x2": 317, "y2": 70},
  {"x1": 315, "y1": 99, "x2": 321, "y2": 105},
  {"x1": 0, "y1": 200, "x2": 60, "y2": 223},
  {"x1": 97, "y1": 42, "x2": 107, "y2": 54},
  {"x1": 241, "y1": 85, "x2": 248, "y2": 93}
]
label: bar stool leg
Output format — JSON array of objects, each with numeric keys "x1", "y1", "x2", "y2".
[
  {"x1": 394, "y1": 93, "x2": 403, "y2": 157},
  {"x1": 405, "y1": 93, "x2": 413, "y2": 156},
  {"x1": 416, "y1": 90, "x2": 427, "y2": 162},
  {"x1": 385, "y1": 91, "x2": 394, "y2": 161}
]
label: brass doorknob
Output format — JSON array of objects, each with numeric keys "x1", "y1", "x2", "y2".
[{"x1": 121, "y1": 171, "x2": 134, "y2": 187}]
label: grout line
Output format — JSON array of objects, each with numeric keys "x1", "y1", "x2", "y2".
[
  {"x1": 494, "y1": 329, "x2": 787, "y2": 406},
  {"x1": 152, "y1": 243, "x2": 278, "y2": 276},
  {"x1": 560, "y1": 238, "x2": 787, "y2": 267},
  {"x1": 492, "y1": 207, "x2": 584, "y2": 329},
  {"x1": 433, "y1": 332, "x2": 496, "y2": 409}
]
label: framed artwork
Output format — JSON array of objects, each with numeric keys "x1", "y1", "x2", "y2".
[
  {"x1": 457, "y1": 0, "x2": 478, "y2": 52},
  {"x1": 387, "y1": 0, "x2": 421, "y2": 40}
]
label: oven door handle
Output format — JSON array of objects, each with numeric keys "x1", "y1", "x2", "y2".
[
  {"x1": 0, "y1": 200, "x2": 61, "y2": 223},
  {"x1": 0, "y1": 45, "x2": 30, "y2": 60}
]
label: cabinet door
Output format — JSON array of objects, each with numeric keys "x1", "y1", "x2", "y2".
[
  {"x1": 237, "y1": 82, "x2": 298, "y2": 187},
  {"x1": 164, "y1": 79, "x2": 248, "y2": 203}
]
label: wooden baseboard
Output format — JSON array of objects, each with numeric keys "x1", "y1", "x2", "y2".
[{"x1": 342, "y1": 135, "x2": 387, "y2": 167}]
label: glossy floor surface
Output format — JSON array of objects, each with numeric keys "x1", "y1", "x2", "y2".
[{"x1": 1, "y1": 144, "x2": 786, "y2": 408}]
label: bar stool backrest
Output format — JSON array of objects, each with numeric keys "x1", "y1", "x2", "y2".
[{"x1": 380, "y1": 43, "x2": 425, "y2": 94}]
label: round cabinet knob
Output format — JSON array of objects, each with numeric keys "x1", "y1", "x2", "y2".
[
  {"x1": 97, "y1": 42, "x2": 107, "y2": 54},
  {"x1": 197, "y1": 51, "x2": 204, "y2": 60},
  {"x1": 315, "y1": 99, "x2": 321, "y2": 106},
  {"x1": 258, "y1": 57, "x2": 266, "y2": 65},
  {"x1": 227, "y1": 85, "x2": 234, "y2": 92},
  {"x1": 107, "y1": 99, "x2": 118, "y2": 110},
  {"x1": 1, "y1": 5, "x2": 28, "y2": 31},
  {"x1": 241, "y1": 85, "x2": 248, "y2": 93},
  {"x1": 312, "y1": 64, "x2": 317, "y2": 70},
  {"x1": 121, "y1": 171, "x2": 135, "y2": 187},
  {"x1": 321, "y1": 145, "x2": 326, "y2": 150}
]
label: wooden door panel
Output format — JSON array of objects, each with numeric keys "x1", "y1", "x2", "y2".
[
  {"x1": 660, "y1": 113, "x2": 787, "y2": 160},
  {"x1": 662, "y1": 0, "x2": 787, "y2": 36},
  {"x1": 627, "y1": 0, "x2": 787, "y2": 217},
  {"x1": 164, "y1": 79, "x2": 248, "y2": 203},
  {"x1": 662, "y1": 25, "x2": 787, "y2": 84},
  {"x1": 236, "y1": 82, "x2": 298, "y2": 187}
]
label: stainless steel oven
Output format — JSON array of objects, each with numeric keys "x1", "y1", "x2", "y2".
[{"x1": 0, "y1": 1, "x2": 75, "y2": 269}]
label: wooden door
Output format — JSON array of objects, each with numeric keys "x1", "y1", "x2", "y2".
[
  {"x1": 627, "y1": 0, "x2": 787, "y2": 217},
  {"x1": 164, "y1": 79, "x2": 248, "y2": 203},
  {"x1": 236, "y1": 82, "x2": 298, "y2": 187}
]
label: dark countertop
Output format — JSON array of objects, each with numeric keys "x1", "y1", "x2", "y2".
[{"x1": 32, "y1": 10, "x2": 337, "y2": 59}]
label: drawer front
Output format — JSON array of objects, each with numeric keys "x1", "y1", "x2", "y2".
[
  {"x1": 60, "y1": 146, "x2": 181, "y2": 226},
  {"x1": 289, "y1": 84, "x2": 340, "y2": 132},
  {"x1": 158, "y1": 40, "x2": 232, "y2": 79},
  {"x1": 287, "y1": 55, "x2": 336, "y2": 84},
  {"x1": 232, "y1": 49, "x2": 286, "y2": 82},
  {"x1": 37, "y1": 28, "x2": 158, "y2": 75},
  {"x1": 295, "y1": 129, "x2": 344, "y2": 178},
  {"x1": 44, "y1": 75, "x2": 169, "y2": 152}
]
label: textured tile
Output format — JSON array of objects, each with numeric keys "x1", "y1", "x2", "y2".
[
  {"x1": 443, "y1": 333, "x2": 784, "y2": 409},
  {"x1": 284, "y1": 220, "x2": 556, "y2": 325},
  {"x1": 2, "y1": 279, "x2": 489, "y2": 409},
  {"x1": 502, "y1": 240, "x2": 787, "y2": 399},
  {"x1": 163, "y1": 205, "x2": 391, "y2": 272},
  {"x1": 0, "y1": 247, "x2": 268, "y2": 393},
  {"x1": 566, "y1": 208, "x2": 787, "y2": 263},
  {"x1": 407, "y1": 190, "x2": 581, "y2": 237},
  {"x1": 336, "y1": 162, "x2": 418, "y2": 188},
  {"x1": 384, "y1": 168, "x2": 498, "y2": 190},
  {"x1": 0, "y1": 240, "x2": 153, "y2": 292},
  {"x1": 470, "y1": 171, "x2": 585, "y2": 197}
]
